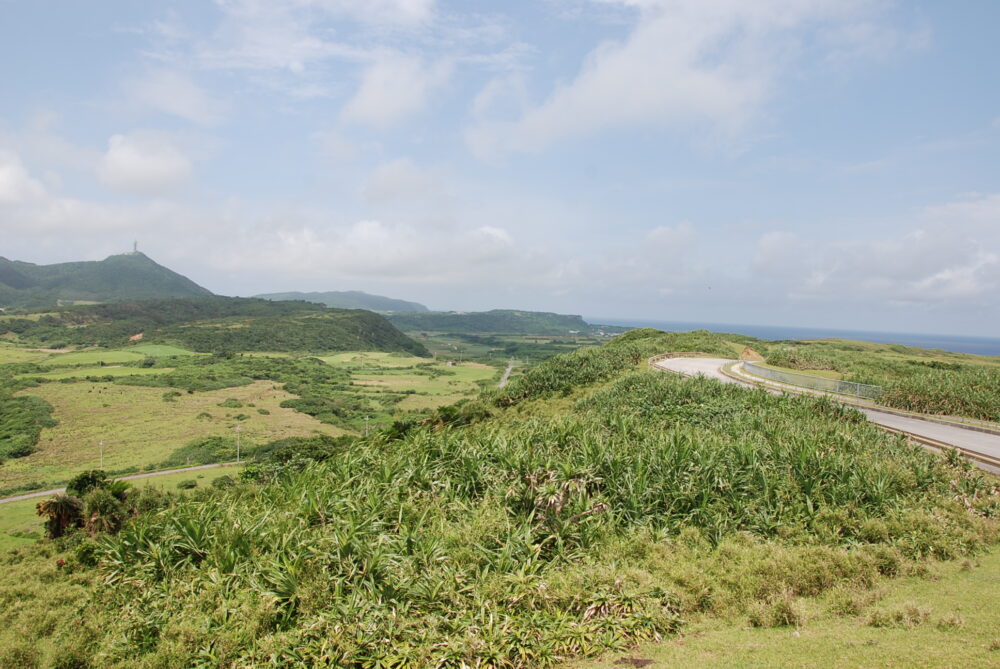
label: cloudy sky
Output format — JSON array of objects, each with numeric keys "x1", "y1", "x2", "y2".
[{"x1": 2, "y1": 1, "x2": 999, "y2": 335}]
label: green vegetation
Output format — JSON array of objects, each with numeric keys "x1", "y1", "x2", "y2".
[
  {"x1": 576, "y1": 549, "x2": 1000, "y2": 668},
  {"x1": 0, "y1": 392, "x2": 56, "y2": 461},
  {"x1": 256, "y1": 290, "x2": 429, "y2": 312},
  {"x1": 0, "y1": 329, "x2": 996, "y2": 667},
  {"x1": 1, "y1": 296, "x2": 430, "y2": 355},
  {"x1": 766, "y1": 341, "x2": 1000, "y2": 421},
  {"x1": 0, "y1": 464, "x2": 246, "y2": 553},
  {"x1": 0, "y1": 380, "x2": 344, "y2": 494},
  {"x1": 388, "y1": 308, "x2": 596, "y2": 335},
  {"x1": 0, "y1": 252, "x2": 212, "y2": 310}
]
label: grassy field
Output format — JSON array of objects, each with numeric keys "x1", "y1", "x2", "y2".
[
  {"x1": 574, "y1": 549, "x2": 1000, "y2": 669},
  {"x1": 0, "y1": 464, "x2": 245, "y2": 552},
  {"x1": 318, "y1": 352, "x2": 502, "y2": 413},
  {"x1": 353, "y1": 361, "x2": 499, "y2": 411},
  {"x1": 0, "y1": 344, "x2": 52, "y2": 365},
  {"x1": 18, "y1": 366, "x2": 174, "y2": 380},
  {"x1": 124, "y1": 343, "x2": 200, "y2": 357},
  {"x1": 3, "y1": 381, "x2": 344, "y2": 492},
  {"x1": 36, "y1": 349, "x2": 148, "y2": 367},
  {"x1": 319, "y1": 351, "x2": 432, "y2": 369}
]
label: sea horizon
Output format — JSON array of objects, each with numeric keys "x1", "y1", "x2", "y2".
[{"x1": 586, "y1": 317, "x2": 1000, "y2": 357}]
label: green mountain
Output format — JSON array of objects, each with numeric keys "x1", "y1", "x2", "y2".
[
  {"x1": 1, "y1": 296, "x2": 429, "y2": 356},
  {"x1": 256, "y1": 290, "x2": 428, "y2": 313},
  {"x1": 0, "y1": 253, "x2": 213, "y2": 309},
  {"x1": 387, "y1": 309, "x2": 591, "y2": 334}
]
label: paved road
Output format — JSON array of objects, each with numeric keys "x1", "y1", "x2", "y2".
[
  {"x1": 653, "y1": 357, "x2": 1000, "y2": 468},
  {"x1": 652, "y1": 357, "x2": 740, "y2": 383},
  {"x1": 0, "y1": 461, "x2": 241, "y2": 505}
]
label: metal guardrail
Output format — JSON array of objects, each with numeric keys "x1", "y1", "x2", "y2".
[{"x1": 742, "y1": 362, "x2": 882, "y2": 400}]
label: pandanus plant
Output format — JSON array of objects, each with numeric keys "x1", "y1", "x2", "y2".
[{"x1": 36, "y1": 493, "x2": 84, "y2": 538}]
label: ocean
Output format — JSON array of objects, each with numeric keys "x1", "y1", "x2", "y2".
[{"x1": 587, "y1": 318, "x2": 1000, "y2": 357}]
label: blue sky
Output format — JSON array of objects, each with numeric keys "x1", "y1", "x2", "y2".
[{"x1": 1, "y1": 0, "x2": 998, "y2": 335}]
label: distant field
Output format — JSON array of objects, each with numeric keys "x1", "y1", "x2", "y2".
[
  {"x1": 320, "y1": 351, "x2": 432, "y2": 369},
  {"x1": 0, "y1": 344, "x2": 50, "y2": 364},
  {"x1": 3, "y1": 381, "x2": 345, "y2": 491},
  {"x1": 125, "y1": 343, "x2": 200, "y2": 357},
  {"x1": 37, "y1": 349, "x2": 147, "y2": 367},
  {"x1": 319, "y1": 352, "x2": 500, "y2": 415},
  {"x1": 353, "y1": 363, "x2": 495, "y2": 391},
  {"x1": 0, "y1": 464, "x2": 245, "y2": 552},
  {"x1": 19, "y1": 366, "x2": 174, "y2": 380}
]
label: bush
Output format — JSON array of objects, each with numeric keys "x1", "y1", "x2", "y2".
[
  {"x1": 211, "y1": 475, "x2": 236, "y2": 489},
  {"x1": 66, "y1": 471, "x2": 109, "y2": 498},
  {"x1": 176, "y1": 480, "x2": 197, "y2": 490}
]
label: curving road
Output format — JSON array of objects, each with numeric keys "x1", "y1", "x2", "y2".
[{"x1": 652, "y1": 357, "x2": 1000, "y2": 472}]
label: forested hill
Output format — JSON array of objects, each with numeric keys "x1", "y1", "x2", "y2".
[
  {"x1": 0, "y1": 253, "x2": 212, "y2": 309},
  {"x1": 387, "y1": 309, "x2": 591, "y2": 334},
  {"x1": 0, "y1": 296, "x2": 430, "y2": 355},
  {"x1": 256, "y1": 290, "x2": 429, "y2": 313}
]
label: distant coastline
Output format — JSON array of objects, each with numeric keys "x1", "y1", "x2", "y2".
[{"x1": 588, "y1": 318, "x2": 1000, "y2": 357}]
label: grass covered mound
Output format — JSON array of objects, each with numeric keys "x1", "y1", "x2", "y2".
[{"x1": 2, "y1": 331, "x2": 998, "y2": 667}]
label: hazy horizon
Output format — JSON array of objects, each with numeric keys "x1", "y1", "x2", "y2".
[{"x1": 3, "y1": 1, "x2": 999, "y2": 336}]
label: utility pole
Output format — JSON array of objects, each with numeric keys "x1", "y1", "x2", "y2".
[
  {"x1": 99, "y1": 440, "x2": 104, "y2": 470},
  {"x1": 235, "y1": 424, "x2": 241, "y2": 463}
]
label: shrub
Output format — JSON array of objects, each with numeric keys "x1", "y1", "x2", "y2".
[
  {"x1": 176, "y1": 480, "x2": 197, "y2": 490},
  {"x1": 866, "y1": 602, "x2": 932, "y2": 628},
  {"x1": 211, "y1": 475, "x2": 236, "y2": 489}
]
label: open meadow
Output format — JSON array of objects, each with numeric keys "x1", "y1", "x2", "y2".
[{"x1": 3, "y1": 380, "x2": 342, "y2": 492}]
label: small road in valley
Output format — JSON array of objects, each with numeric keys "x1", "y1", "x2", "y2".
[
  {"x1": 497, "y1": 361, "x2": 515, "y2": 389},
  {"x1": 0, "y1": 461, "x2": 241, "y2": 505},
  {"x1": 652, "y1": 357, "x2": 1000, "y2": 473}
]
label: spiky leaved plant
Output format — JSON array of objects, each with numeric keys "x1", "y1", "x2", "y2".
[{"x1": 36, "y1": 493, "x2": 84, "y2": 538}]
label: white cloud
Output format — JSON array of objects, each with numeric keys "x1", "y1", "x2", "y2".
[
  {"x1": 98, "y1": 133, "x2": 193, "y2": 195},
  {"x1": 312, "y1": 129, "x2": 361, "y2": 161},
  {"x1": 749, "y1": 193, "x2": 1000, "y2": 306},
  {"x1": 341, "y1": 54, "x2": 452, "y2": 128},
  {"x1": 362, "y1": 158, "x2": 440, "y2": 203},
  {"x1": 466, "y1": 0, "x2": 898, "y2": 157},
  {"x1": 310, "y1": 0, "x2": 436, "y2": 26},
  {"x1": 0, "y1": 150, "x2": 46, "y2": 204},
  {"x1": 127, "y1": 69, "x2": 227, "y2": 125}
]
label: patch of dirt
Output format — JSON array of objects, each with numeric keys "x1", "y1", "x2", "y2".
[{"x1": 740, "y1": 346, "x2": 765, "y2": 361}]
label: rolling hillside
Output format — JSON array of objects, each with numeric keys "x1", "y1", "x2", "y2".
[
  {"x1": 0, "y1": 253, "x2": 213, "y2": 309},
  {"x1": 0, "y1": 296, "x2": 430, "y2": 355},
  {"x1": 388, "y1": 309, "x2": 591, "y2": 334},
  {"x1": 256, "y1": 290, "x2": 429, "y2": 313}
]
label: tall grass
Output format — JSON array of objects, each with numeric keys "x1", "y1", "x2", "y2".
[
  {"x1": 68, "y1": 370, "x2": 997, "y2": 666},
  {"x1": 3, "y1": 330, "x2": 997, "y2": 667}
]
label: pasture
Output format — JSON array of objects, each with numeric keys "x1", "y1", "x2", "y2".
[{"x1": 3, "y1": 381, "x2": 344, "y2": 492}]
